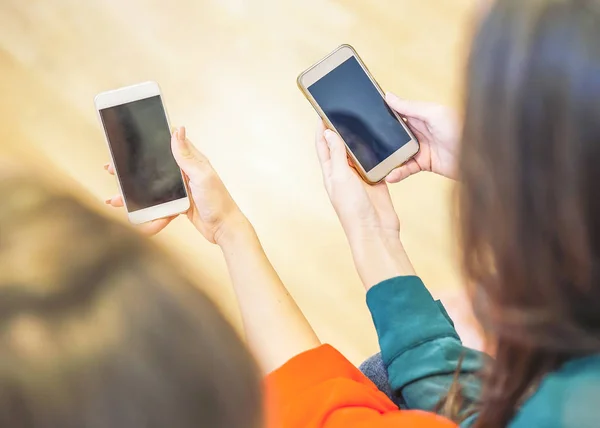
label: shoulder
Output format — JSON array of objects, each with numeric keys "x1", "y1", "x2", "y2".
[{"x1": 510, "y1": 355, "x2": 600, "y2": 428}]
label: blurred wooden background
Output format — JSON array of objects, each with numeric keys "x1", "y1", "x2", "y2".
[{"x1": 0, "y1": 0, "x2": 480, "y2": 363}]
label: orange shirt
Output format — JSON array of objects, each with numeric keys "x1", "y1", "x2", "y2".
[{"x1": 265, "y1": 344, "x2": 456, "y2": 428}]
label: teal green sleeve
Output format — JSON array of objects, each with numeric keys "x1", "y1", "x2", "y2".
[{"x1": 366, "y1": 276, "x2": 486, "y2": 424}]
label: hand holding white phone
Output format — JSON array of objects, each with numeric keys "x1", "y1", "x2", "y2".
[
  {"x1": 95, "y1": 81, "x2": 190, "y2": 224},
  {"x1": 104, "y1": 126, "x2": 251, "y2": 244}
]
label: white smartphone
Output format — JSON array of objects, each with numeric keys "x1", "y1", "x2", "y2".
[
  {"x1": 298, "y1": 44, "x2": 420, "y2": 184},
  {"x1": 95, "y1": 81, "x2": 190, "y2": 224}
]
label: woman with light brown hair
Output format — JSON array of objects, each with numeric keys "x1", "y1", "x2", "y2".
[
  {"x1": 0, "y1": 170, "x2": 262, "y2": 428},
  {"x1": 0, "y1": 133, "x2": 456, "y2": 427}
]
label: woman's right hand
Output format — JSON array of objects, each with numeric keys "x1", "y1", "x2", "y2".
[
  {"x1": 105, "y1": 127, "x2": 252, "y2": 245},
  {"x1": 384, "y1": 93, "x2": 460, "y2": 183}
]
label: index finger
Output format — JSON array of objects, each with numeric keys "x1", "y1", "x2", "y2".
[
  {"x1": 385, "y1": 159, "x2": 421, "y2": 183},
  {"x1": 385, "y1": 93, "x2": 433, "y2": 122}
]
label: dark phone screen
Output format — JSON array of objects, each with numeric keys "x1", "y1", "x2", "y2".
[
  {"x1": 99, "y1": 96, "x2": 186, "y2": 212},
  {"x1": 308, "y1": 57, "x2": 412, "y2": 172}
]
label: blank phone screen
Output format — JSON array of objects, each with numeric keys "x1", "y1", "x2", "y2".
[
  {"x1": 308, "y1": 57, "x2": 412, "y2": 172},
  {"x1": 99, "y1": 96, "x2": 186, "y2": 212}
]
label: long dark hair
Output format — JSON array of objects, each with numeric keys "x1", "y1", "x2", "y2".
[
  {"x1": 459, "y1": 0, "x2": 600, "y2": 426},
  {"x1": 0, "y1": 173, "x2": 262, "y2": 428}
]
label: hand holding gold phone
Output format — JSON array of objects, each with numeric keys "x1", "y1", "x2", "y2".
[{"x1": 297, "y1": 45, "x2": 419, "y2": 184}]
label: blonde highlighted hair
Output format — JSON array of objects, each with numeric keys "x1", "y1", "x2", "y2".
[{"x1": 0, "y1": 172, "x2": 262, "y2": 428}]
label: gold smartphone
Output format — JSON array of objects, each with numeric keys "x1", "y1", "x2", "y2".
[{"x1": 297, "y1": 44, "x2": 419, "y2": 184}]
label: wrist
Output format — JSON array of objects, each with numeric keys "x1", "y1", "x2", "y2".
[
  {"x1": 214, "y1": 212, "x2": 257, "y2": 249},
  {"x1": 348, "y1": 232, "x2": 416, "y2": 290},
  {"x1": 345, "y1": 224, "x2": 400, "y2": 245}
]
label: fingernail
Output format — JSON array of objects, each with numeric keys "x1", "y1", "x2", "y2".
[
  {"x1": 324, "y1": 130, "x2": 335, "y2": 147},
  {"x1": 104, "y1": 198, "x2": 112, "y2": 205},
  {"x1": 103, "y1": 163, "x2": 109, "y2": 170},
  {"x1": 177, "y1": 126, "x2": 186, "y2": 142},
  {"x1": 175, "y1": 128, "x2": 190, "y2": 156}
]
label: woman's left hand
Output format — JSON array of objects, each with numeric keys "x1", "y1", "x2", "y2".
[{"x1": 315, "y1": 121, "x2": 416, "y2": 288}]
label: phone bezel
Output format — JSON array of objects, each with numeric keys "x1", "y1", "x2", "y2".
[
  {"x1": 94, "y1": 81, "x2": 190, "y2": 224},
  {"x1": 297, "y1": 44, "x2": 420, "y2": 184}
]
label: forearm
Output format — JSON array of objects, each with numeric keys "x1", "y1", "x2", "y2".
[
  {"x1": 218, "y1": 218, "x2": 321, "y2": 374},
  {"x1": 367, "y1": 276, "x2": 485, "y2": 416},
  {"x1": 348, "y1": 230, "x2": 484, "y2": 414},
  {"x1": 347, "y1": 229, "x2": 416, "y2": 290}
]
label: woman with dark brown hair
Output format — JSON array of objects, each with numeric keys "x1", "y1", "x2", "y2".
[{"x1": 319, "y1": 0, "x2": 600, "y2": 427}]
